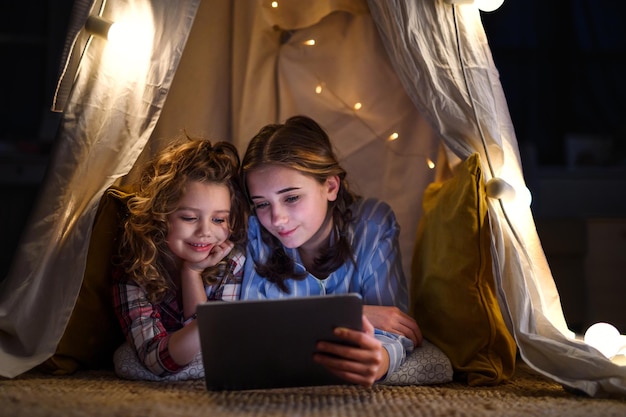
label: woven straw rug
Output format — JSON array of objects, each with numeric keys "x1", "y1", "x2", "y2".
[{"x1": 2, "y1": 363, "x2": 626, "y2": 417}]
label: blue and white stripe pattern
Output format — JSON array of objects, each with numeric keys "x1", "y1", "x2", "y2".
[{"x1": 241, "y1": 197, "x2": 413, "y2": 378}]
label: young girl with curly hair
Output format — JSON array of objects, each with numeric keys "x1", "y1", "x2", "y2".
[{"x1": 112, "y1": 136, "x2": 247, "y2": 380}]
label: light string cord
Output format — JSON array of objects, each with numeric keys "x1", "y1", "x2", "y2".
[
  {"x1": 451, "y1": 5, "x2": 534, "y2": 271},
  {"x1": 311, "y1": 78, "x2": 434, "y2": 161}
]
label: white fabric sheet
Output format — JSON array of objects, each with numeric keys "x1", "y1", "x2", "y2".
[
  {"x1": 368, "y1": 0, "x2": 626, "y2": 397},
  {"x1": 0, "y1": 0, "x2": 201, "y2": 377}
]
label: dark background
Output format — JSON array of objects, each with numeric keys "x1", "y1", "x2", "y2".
[
  {"x1": 1, "y1": 0, "x2": 625, "y2": 332},
  {"x1": 481, "y1": 0, "x2": 626, "y2": 167}
]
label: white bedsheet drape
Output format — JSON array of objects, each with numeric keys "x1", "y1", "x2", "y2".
[
  {"x1": 0, "y1": 0, "x2": 200, "y2": 377},
  {"x1": 368, "y1": 0, "x2": 626, "y2": 397}
]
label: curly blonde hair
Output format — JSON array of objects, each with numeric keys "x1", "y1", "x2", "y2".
[{"x1": 118, "y1": 136, "x2": 247, "y2": 304}]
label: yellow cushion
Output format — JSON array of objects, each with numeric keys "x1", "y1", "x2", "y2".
[
  {"x1": 410, "y1": 153, "x2": 517, "y2": 386},
  {"x1": 38, "y1": 186, "x2": 133, "y2": 374}
]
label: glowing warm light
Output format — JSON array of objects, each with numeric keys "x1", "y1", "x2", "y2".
[
  {"x1": 485, "y1": 178, "x2": 532, "y2": 206},
  {"x1": 85, "y1": 15, "x2": 114, "y2": 39},
  {"x1": 98, "y1": 4, "x2": 154, "y2": 86},
  {"x1": 485, "y1": 178, "x2": 515, "y2": 202},
  {"x1": 271, "y1": 1, "x2": 278, "y2": 8},
  {"x1": 517, "y1": 186, "x2": 532, "y2": 207},
  {"x1": 104, "y1": 19, "x2": 153, "y2": 64},
  {"x1": 444, "y1": 0, "x2": 505, "y2": 12},
  {"x1": 475, "y1": 0, "x2": 504, "y2": 12},
  {"x1": 584, "y1": 322, "x2": 622, "y2": 359},
  {"x1": 303, "y1": 39, "x2": 316, "y2": 46},
  {"x1": 310, "y1": 78, "x2": 432, "y2": 166},
  {"x1": 107, "y1": 22, "x2": 132, "y2": 45}
]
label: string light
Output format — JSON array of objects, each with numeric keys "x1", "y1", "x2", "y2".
[
  {"x1": 271, "y1": 1, "x2": 278, "y2": 8},
  {"x1": 475, "y1": 0, "x2": 504, "y2": 12},
  {"x1": 310, "y1": 73, "x2": 435, "y2": 166},
  {"x1": 584, "y1": 322, "x2": 625, "y2": 359},
  {"x1": 298, "y1": 38, "x2": 435, "y2": 167},
  {"x1": 444, "y1": 0, "x2": 505, "y2": 12}
]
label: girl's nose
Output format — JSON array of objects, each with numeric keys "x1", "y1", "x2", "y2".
[
  {"x1": 271, "y1": 206, "x2": 288, "y2": 226},
  {"x1": 197, "y1": 218, "x2": 213, "y2": 236}
]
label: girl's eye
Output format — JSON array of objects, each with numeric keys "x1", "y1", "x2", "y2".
[
  {"x1": 285, "y1": 195, "x2": 299, "y2": 204},
  {"x1": 254, "y1": 201, "x2": 269, "y2": 210},
  {"x1": 181, "y1": 216, "x2": 197, "y2": 222},
  {"x1": 212, "y1": 217, "x2": 228, "y2": 225}
]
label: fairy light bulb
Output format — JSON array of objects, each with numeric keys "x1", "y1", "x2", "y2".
[
  {"x1": 353, "y1": 102, "x2": 362, "y2": 110},
  {"x1": 427, "y1": 159, "x2": 436, "y2": 169},
  {"x1": 485, "y1": 178, "x2": 516, "y2": 202},
  {"x1": 475, "y1": 0, "x2": 504, "y2": 12},
  {"x1": 315, "y1": 85, "x2": 323, "y2": 94},
  {"x1": 303, "y1": 39, "x2": 316, "y2": 46},
  {"x1": 388, "y1": 132, "x2": 399, "y2": 141},
  {"x1": 584, "y1": 322, "x2": 621, "y2": 359},
  {"x1": 271, "y1": 1, "x2": 278, "y2": 8},
  {"x1": 444, "y1": 0, "x2": 504, "y2": 12},
  {"x1": 485, "y1": 178, "x2": 532, "y2": 206}
]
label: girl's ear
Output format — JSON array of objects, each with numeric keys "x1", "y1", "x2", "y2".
[{"x1": 326, "y1": 175, "x2": 340, "y2": 202}]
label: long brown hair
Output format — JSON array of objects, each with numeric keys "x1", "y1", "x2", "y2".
[
  {"x1": 119, "y1": 136, "x2": 247, "y2": 304},
  {"x1": 241, "y1": 115, "x2": 358, "y2": 292}
]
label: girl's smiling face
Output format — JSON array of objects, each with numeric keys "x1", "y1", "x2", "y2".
[
  {"x1": 246, "y1": 164, "x2": 339, "y2": 255},
  {"x1": 166, "y1": 180, "x2": 231, "y2": 263}
]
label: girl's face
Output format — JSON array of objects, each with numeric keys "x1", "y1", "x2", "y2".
[
  {"x1": 246, "y1": 164, "x2": 339, "y2": 254},
  {"x1": 166, "y1": 180, "x2": 231, "y2": 264}
]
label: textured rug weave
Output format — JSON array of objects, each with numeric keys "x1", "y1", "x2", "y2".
[{"x1": 2, "y1": 363, "x2": 626, "y2": 417}]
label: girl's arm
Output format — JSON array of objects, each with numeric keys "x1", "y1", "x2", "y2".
[
  {"x1": 167, "y1": 265, "x2": 206, "y2": 366},
  {"x1": 112, "y1": 279, "x2": 187, "y2": 376},
  {"x1": 347, "y1": 200, "x2": 421, "y2": 380},
  {"x1": 363, "y1": 305, "x2": 422, "y2": 347},
  {"x1": 169, "y1": 241, "x2": 236, "y2": 365}
]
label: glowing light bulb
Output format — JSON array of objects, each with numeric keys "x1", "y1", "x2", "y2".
[
  {"x1": 427, "y1": 159, "x2": 436, "y2": 169},
  {"x1": 388, "y1": 132, "x2": 399, "y2": 141},
  {"x1": 271, "y1": 1, "x2": 278, "y2": 8},
  {"x1": 584, "y1": 322, "x2": 621, "y2": 359},
  {"x1": 315, "y1": 85, "x2": 323, "y2": 94},
  {"x1": 475, "y1": 0, "x2": 504, "y2": 12},
  {"x1": 303, "y1": 39, "x2": 315, "y2": 46},
  {"x1": 353, "y1": 102, "x2": 362, "y2": 110},
  {"x1": 485, "y1": 178, "x2": 516, "y2": 202}
]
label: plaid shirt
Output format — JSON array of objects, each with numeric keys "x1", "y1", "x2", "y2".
[{"x1": 112, "y1": 250, "x2": 245, "y2": 376}]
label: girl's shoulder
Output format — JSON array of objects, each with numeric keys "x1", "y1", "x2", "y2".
[
  {"x1": 351, "y1": 197, "x2": 396, "y2": 224},
  {"x1": 349, "y1": 197, "x2": 399, "y2": 243}
]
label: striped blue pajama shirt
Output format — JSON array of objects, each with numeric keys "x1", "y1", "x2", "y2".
[{"x1": 241, "y1": 197, "x2": 414, "y2": 380}]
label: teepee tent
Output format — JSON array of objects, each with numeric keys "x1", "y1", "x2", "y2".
[{"x1": 1, "y1": 0, "x2": 625, "y2": 397}]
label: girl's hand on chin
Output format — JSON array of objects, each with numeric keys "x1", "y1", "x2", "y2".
[{"x1": 186, "y1": 240, "x2": 234, "y2": 272}]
